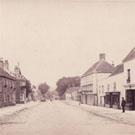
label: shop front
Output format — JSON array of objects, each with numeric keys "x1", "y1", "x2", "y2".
[
  {"x1": 80, "y1": 91, "x2": 97, "y2": 105},
  {"x1": 104, "y1": 92, "x2": 120, "y2": 109},
  {"x1": 126, "y1": 89, "x2": 135, "y2": 110}
]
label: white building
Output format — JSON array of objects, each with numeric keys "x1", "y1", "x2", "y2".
[
  {"x1": 123, "y1": 47, "x2": 135, "y2": 110},
  {"x1": 97, "y1": 47, "x2": 135, "y2": 110},
  {"x1": 98, "y1": 64, "x2": 124, "y2": 109},
  {"x1": 65, "y1": 87, "x2": 80, "y2": 101},
  {"x1": 80, "y1": 54, "x2": 114, "y2": 105}
]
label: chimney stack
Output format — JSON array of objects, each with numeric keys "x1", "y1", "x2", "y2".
[
  {"x1": 0, "y1": 58, "x2": 4, "y2": 69},
  {"x1": 99, "y1": 53, "x2": 106, "y2": 61},
  {"x1": 4, "y1": 60, "x2": 9, "y2": 71}
]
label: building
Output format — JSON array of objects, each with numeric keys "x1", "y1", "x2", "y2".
[
  {"x1": 123, "y1": 47, "x2": 135, "y2": 110},
  {"x1": 80, "y1": 54, "x2": 114, "y2": 105},
  {"x1": 0, "y1": 59, "x2": 16, "y2": 107},
  {"x1": 98, "y1": 64, "x2": 124, "y2": 109},
  {"x1": 65, "y1": 87, "x2": 80, "y2": 101}
]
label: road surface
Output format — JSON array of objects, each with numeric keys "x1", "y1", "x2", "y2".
[{"x1": 0, "y1": 101, "x2": 135, "y2": 135}]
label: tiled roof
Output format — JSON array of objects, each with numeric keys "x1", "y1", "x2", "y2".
[
  {"x1": 0, "y1": 68, "x2": 15, "y2": 80},
  {"x1": 109, "y1": 64, "x2": 124, "y2": 77},
  {"x1": 123, "y1": 47, "x2": 135, "y2": 63},
  {"x1": 82, "y1": 60, "x2": 114, "y2": 77}
]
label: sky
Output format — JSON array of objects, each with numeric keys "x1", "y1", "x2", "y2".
[{"x1": 1, "y1": 0, "x2": 135, "y2": 88}]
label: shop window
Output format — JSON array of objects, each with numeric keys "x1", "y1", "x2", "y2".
[
  {"x1": 112, "y1": 94, "x2": 120, "y2": 105},
  {"x1": 126, "y1": 90, "x2": 133, "y2": 103},
  {"x1": 104, "y1": 95, "x2": 110, "y2": 104}
]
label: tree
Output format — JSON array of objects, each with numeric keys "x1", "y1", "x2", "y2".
[
  {"x1": 38, "y1": 82, "x2": 50, "y2": 98},
  {"x1": 56, "y1": 76, "x2": 80, "y2": 99}
]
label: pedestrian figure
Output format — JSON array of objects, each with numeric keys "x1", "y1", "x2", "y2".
[{"x1": 121, "y1": 97, "x2": 126, "y2": 113}]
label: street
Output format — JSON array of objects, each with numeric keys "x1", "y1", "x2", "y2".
[{"x1": 0, "y1": 101, "x2": 135, "y2": 135}]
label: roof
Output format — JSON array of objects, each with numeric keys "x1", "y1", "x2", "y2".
[
  {"x1": 109, "y1": 64, "x2": 124, "y2": 77},
  {"x1": 0, "y1": 68, "x2": 16, "y2": 80},
  {"x1": 82, "y1": 60, "x2": 114, "y2": 77},
  {"x1": 123, "y1": 47, "x2": 135, "y2": 63}
]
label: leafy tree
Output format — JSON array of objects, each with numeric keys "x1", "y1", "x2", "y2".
[
  {"x1": 56, "y1": 76, "x2": 80, "y2": 98},
  {"x1": 38, "y1": 82, "x2": 50, "y2": 98}
]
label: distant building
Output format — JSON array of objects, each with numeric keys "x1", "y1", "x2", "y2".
[
  {"x1": 65, "y1": 87, "x2": 80, "y2": 101},
  {"x1": 80, "y1": 53, "x2": 114, "y2": 105}
]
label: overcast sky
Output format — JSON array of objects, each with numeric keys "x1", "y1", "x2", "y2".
[{"x1": 1, "y1": 0, "x2": 135, "y2": 87}]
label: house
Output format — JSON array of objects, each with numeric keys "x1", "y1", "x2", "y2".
[
  {"x1": 0, "y1": 59, "x2": 16, "y2": 107},
  {"x1": 98, "y1": 64, "x2": 124, "y2": 109},
  {"x1": 123, "y1": 47, "x2": 135, "y2": 110},
  {"x1": 80, "y1": 53, "x2": 114, "y2": 105},
  {"x1": 14, "y1": 65, "x2": 27, "y2": 104},
  {"x1": 65, "y1": 87, "x2": 80, "y2": 101}
]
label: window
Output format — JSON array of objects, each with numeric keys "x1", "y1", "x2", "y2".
[
  {"x1": 127, "y1": 69, "x2": 131, "y2": 83},
  {"x1": 3, "y1": 93, "x2": 6, "y2": 102},
  {"x1": 4, "y1": 79, "x2": 7, "y2": 88},
  {"x1": 102, "y1": 85, "x2": 104, "y2": 93},
  {"x1": 107, "y1": 84, "x2": 110, "y2": 91},
  {"x1": 98, "y1": 86, "x2": 100, "y2": 93},
  {"x1": 114, "y1": 82, "x2": 116, "y2": 91}
]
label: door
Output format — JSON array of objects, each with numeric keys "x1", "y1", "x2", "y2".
[
  {"x1": 126, "y1": 90, "x2": 135, "y2": 110},
  {"x1": 85, "y1": 95, "x2": 87, "y2": 104}
]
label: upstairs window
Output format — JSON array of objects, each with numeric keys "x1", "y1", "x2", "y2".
[
  {"x1": 102, "y1": 85, "x2": 104, "y2": 93},
  {"x1": 114, "y1": 82, "x2": 116, "y2": 91},
  {"x1": 127, "y1": 69, "x2": 131, "y2": 83}
]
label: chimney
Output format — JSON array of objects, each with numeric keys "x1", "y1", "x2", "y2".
[
  {"x1": 14, "y1": 65, "x2": 19, "y2": 74},
  {"x1": 112, "y1": 61, "x2": 115, "y2": 67},
  {"x1": 4, "y1": 60, "x2": 9, "y2": 71},
  {"x1": 99, "y1": 53, "x2": 106, "y2": 61},
  {"x1": 0, "y1": 58, "x2": 4, "y2": 69}
]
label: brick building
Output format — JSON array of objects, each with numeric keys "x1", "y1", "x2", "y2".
[{"x1": 0, "y1": 59, "x2": 16, "y2": 107}]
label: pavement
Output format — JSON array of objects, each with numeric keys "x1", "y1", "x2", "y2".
[
  {"x1": 65, "y1": 100, "x2": 135, "y2": 126},
  {"x1": 0, "y1": 101, "x2": 40, "y2": 124}
]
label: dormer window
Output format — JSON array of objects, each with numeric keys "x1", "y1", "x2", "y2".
[{"x1": 127, "y1": 69, "x2": 131, "y2": 83}]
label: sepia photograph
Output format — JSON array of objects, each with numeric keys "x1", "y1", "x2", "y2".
[{"x1": 1, "y1": 0, "x2": 135, "y2": 134}]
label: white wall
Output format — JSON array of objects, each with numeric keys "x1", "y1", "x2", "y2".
[{"x1": 98, "y1": 72, "x2": 125, "y2": 106}]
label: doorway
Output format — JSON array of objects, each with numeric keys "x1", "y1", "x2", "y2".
[{"x1": 126, "y1": 89, "x2": 135, "y2": 110}]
